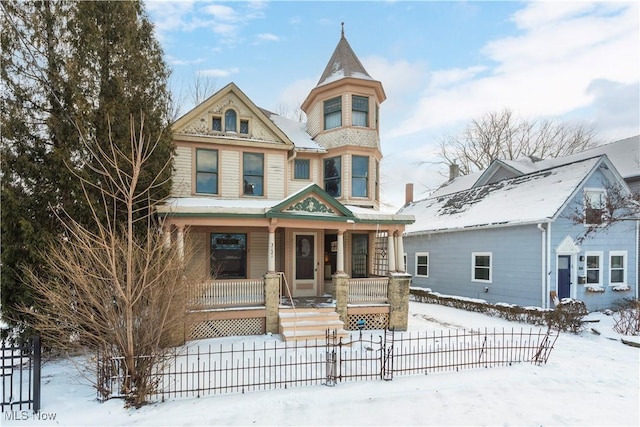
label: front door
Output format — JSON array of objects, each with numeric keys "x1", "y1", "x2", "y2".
[
  {"x1": 293, "y1": 233, "x2": 317, "y2": 296},
  {"x1": 558, "y1": 255, "x2": 571, "y2": 299}
]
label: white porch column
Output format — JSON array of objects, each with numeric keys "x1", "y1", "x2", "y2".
[
  {"x1": 267, "y1": 226, "x2": 276, "y2": 273},
  {"x1": 395, "y1": 232, "x2": 405, "y2": 273},
  {"x1": 387, "y1": 230, "x2": 396, "y2": 273},
  {"x1": 337, "y1": 230, "x2": 345, "y2": 274},
  {"x1": 176, "y1": 225, "x2": 184, "y2": 262},
  {"x1": 163, "y1": 226, "x2": 171, "y2": 250}
]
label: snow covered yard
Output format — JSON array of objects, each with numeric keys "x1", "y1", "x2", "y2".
[{"x1": 3, "y1": 301, "x2": 639, "y2": 426}]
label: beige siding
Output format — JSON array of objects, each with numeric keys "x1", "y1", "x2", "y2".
[
  {"x1": 306, "y1": 103, "x2": 322, "y2": 138},
  {"x1": 249, "y1": 231, "x2": 268, "y2": 278},
  {"x1": 220, "y1": 150, "x2": 240, "y2": 197},
  {"x1": 266, "y1": 153, "x2": 286, "y2": 199},
  {"x1": 187, "y1": 231, "x2": 209, "y2": 280},
  {"x1": 172, "y1": 146, "x2": 192, "y2": 196}
]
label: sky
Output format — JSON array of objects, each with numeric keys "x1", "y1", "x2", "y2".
[
  {"x1": 3, "y1": 300, "x2": 639, "y2": 426},
  {"x1": 145, "y1": 0, "x2": 640, "y2": 209}
]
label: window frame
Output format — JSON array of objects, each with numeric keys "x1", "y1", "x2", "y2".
[
  {"x1": 415, "y1": 252, "x2": 429, "y2": 278},
  {"x1": 351, "y1": 155, "x2": 369, "y2": 198},
  {"x1": 584, "y1": 251, "x2": 603, "y2": 286},
  {"x1": 195, "y1": 148, "x2": 218, "y2": 195},
  {"x1": 225, "y1": 109, "x2": 237, "y2": 133},
  {"x1": 583, "y1": 187, "x2": 606, "y2": 226},
  {"x1": 240, "y1": 119, "x2": 249, "y2": 135},
  {"x1": 324, "y1": 156, "x2": 341, "y2": 197},
  {"x1": 352, "y1": 95, "x2": 369, "y2": 127},
  {"x1": 472, "y1": 252, "x2": 492, "y2": 283},
  {"x1": 609, "y1": 250, "x2": 627, "y2": 286},
  {"x1": 324, "y1": 96, "x2": 342, "y2": 130},
  {"x1": 243, "y1": 152, "x2": 264, "y2": 197},
  {"x1": 212, "y1": 116, "x2": 222, "y2": 131},
  {"x1": 294, "y1": 158, "x2": 310, "y2": 180},
  {"x1": 210, "y1": 233, "x2": 247, "y2": 279}
]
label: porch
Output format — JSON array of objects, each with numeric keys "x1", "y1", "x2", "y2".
[{"x1": 185, "y1": 274, "x2": 410, "y2": 341}]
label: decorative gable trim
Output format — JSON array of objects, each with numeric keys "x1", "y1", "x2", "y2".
[
  {"x1": 286, "y1": 197, "x2": 335, "y2": 214},
  {"x1": 267, "y1": 184, "x2": 354, "y2": 220},
  {"x1": 555, "y1": 235, "x2": 581, "y2": 254}
]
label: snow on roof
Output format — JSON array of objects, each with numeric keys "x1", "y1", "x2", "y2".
[
  {"x1": 429, "y1": 171, "x2": 482, "y2": 198},
  {"x1": 268, "y1": 114, "x2": 325, "y2": 152},
  {"x1": 400, "y1": 157, "x2": 601, "y2": 235}
]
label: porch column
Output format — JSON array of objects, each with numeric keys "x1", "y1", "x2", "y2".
[
  {"x1": 176, "y1": 225, "x2": 184, "y2": 262},
  {"x1": 395, "y1": 232, "x2": 405, "y2": 273},
  {"x1": 336, "y1": 230, "x2": 345, "y2": 274},
  {"x1": 264, "y1": 273, "x2": 280, "y2": 334},
  {"x1": 387, "y1": 230, "x2": 396, "y2": 273},
  {"x1": 163, "y1": 225, "x2": 171, "y2": 250},
  {"x1": 267, "y1": 225, "x2": 276, "y2": 273}
]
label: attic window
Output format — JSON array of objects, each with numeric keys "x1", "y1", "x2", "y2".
[
  {"x1": 212, "y1": 117, "x2": 222, "y2": 131},
  {"x1": 240, "y1": 119, "x2": 249, "y2": 134},
  {"x1": 584, "y1": 188, "x2": 605, "y2": 225},
  {"x1": 225, "y1": 109, "x2": 237, "y2": 132},
  {"x1": 324, "y1": 96, "x2": 342, "y2": 130}
]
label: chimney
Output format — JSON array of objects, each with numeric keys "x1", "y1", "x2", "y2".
[
  {"x1": 449, "y1": 163, "x2": 460, "y2": 181},
  {"x1": 405, "y1": 183, "x2": 414, "y2": 206}
]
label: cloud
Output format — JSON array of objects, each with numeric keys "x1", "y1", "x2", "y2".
[
  {"x1": 256, "y1": 33, "x2": 280, "y2": 43},
  {"x1": 389, "y1": 1, "x2": 639, "y2": 138},
  {"x1": 198, "y1": 67, "x2": 240, "y2": 78}
]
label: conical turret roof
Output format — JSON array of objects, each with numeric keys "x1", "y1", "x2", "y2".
[{"x1": 316, "y1": 24, "x2": 373, "y2": 87}]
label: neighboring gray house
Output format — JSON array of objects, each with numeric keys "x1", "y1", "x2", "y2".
[{"x1": 399, "y1": 152, "x2": 638, "y2": 312}]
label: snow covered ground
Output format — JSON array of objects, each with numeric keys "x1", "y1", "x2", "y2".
[{"x1": 3, "y1": 301, "x2": 639, "y2": 426}]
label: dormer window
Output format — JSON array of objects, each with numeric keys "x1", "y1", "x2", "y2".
[
  {"x1": 352, "y1": 95, "x2": 369, "y2": 127},
  {"x1": 324, "y1": 96, "x2": 342, "y2": 130},
  {"x1": 225, "y1": 109, "x2": 237, "y2": 132}
]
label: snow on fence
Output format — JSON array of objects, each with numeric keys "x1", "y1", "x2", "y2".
[
  {"x1": 348, "y1": 278, "x2": 388, "y2": 303},
  {"x1": 97, "y1": 327, "x2": 558, "y2": 402},
  {"x1": 188, "y1": 279, "x2": 265, "y2": 308}
]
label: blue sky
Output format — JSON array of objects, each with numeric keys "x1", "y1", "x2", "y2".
[{"x1": 146, "y1": 1, "x2": 640, "y2": 209}]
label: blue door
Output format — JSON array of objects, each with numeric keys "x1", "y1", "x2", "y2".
[{"x1": 558, "y1": 255, "x2": 571, "y2": 299}]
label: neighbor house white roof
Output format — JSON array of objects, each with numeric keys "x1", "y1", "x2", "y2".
[{"x1": 400, "y1": 157, "x2": 603, "y2": 235}]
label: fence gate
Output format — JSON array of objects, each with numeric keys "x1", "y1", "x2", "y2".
[{"x1": 1, "y1": 336, "x2": 41, "y2": 413}]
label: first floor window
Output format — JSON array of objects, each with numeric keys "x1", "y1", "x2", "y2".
[
  {"x1": 472, "y1": 252, "x2": 492, "y2": 282},
  {"x1": 609, "y1": 251, "x2": 627, "y2": 285},
  {"x1": 324, "y1": 156, "x2": 341, "y2": 197},
  {"x1": 416, "y1": 252, "x2": 429, "y2": 277},
  {"x1": 243, "y1": 152, "x2": 264, "y2": 196},
  {"x1": 294, "y1": 158, "x2": 310, "y2": 180},
  {"x1": 195, "y1": 148, "x2": 218, "y2": 194},
  {"x1": 352, "y1": 155, "x2": 368, "y2": 197},
  {"x1": 585, "y1": 251, "x2": 602, "y2": 285},
  {"x1": 210, "y1": 233, "x2": 246, "y2": 278}
]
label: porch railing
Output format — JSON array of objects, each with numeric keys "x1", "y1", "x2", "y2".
[
  {"x1": 188, "y1": 279, "x2": 265, "y2": 309},
  {"x1": 348, "y1": 277, "x2": 389, "y2": 304}
]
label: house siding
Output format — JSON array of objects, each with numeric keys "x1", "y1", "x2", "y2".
[
  {"x1": 187, "y1": 231, "x2": 209, "y2": 279},
  {"x1": 249, "y1": 231, "x2": 269, "y2": 278},
  {"x1": 220, "y1": 150, "x2": 240, "y2": 197},
  {"x1": 172, "y1": 146, "x2": 192, "y2": 196},
  {"x1": 267, "y1": 153, "x2": 286, "y2": 199},
  {"x1": 405, "y1": 225, "x2": 543, "y2": 307}
]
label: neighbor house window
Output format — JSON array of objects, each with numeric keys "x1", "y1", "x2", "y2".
[
  {"x1": 352, "y1": 155, "x2": 368, "y2": 197},
  {"x1": 324, "y1": 96, "x2": 342, "y2": 130},
  {"x1": 584, "y1": 188, "x2": 605, "y2": 225},
  {"x1": 472, "y1": 252, "x2": 492, "y2": 282},
  {"x1": 212, "y1": 116, "x2": 222, "y2": 131},
  {"x1": 243, "y1": 152, "x2": 264, "y2": 196},
  {"x1": 609, "y1": 251, "x2": 627, "y2": 285},
  {"x1": 225, "y1": 109, "x2": 237, "y2": 132},
  {"x1": 415, "y1": 252, "x2": 429, "y2": 277},
  {"x1": 210, "y1": 233, "x2": 246, "y2": 278},
  {"x1": 324, "y1": 156, "x2": 341, "y2": 197},
  {"x1": 352, "y1": 95, "x2": 369, "y2": 127},
  {"x1": 240, "y1": 119, "x2": 249, "y2": 134},
  {"x1": 585, "y1": 251, "x2": 603, "y2": 285},
  {"x1": 294, "y1": 158, "x2": 310, "y2": 180},
  {"x1": 195, "y1": 148, "x2": 218, "y2": 194}
]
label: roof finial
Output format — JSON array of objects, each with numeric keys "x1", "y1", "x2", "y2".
[{"x1": 341, "y1": 22, "x2": 344, "y2": 38}]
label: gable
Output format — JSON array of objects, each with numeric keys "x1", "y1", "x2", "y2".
[
  {"x1": 173, "y1": 82, "x2": 294, "y2": 147},
  {"x1": 267, "y1": 184, "x2": 354, "y2": 221}
]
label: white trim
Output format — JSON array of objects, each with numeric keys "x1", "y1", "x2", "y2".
[
  {"x1": 584, "y1": 251, "x2": 604, "y2": 286},
  {"x1": 415, "y1": 252, "x2": 429, "y2": 278},
  {"x1": 471, "y1": 252, "x2": 492, "y2": 283},
  {"x1": 608, "y1": 250, "x2": 628, "y2": 286}
]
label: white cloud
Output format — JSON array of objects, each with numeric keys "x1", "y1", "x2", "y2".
[
  {"x1": 256, "y1": 33, "x2": 280, "y2": 42},
  {"x1": 198, "y1": 67, "x2": 240, "y2": 78}
]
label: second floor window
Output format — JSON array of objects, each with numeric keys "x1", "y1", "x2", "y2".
[
  {"x1": 196, "y1": 148, "x2": 218, "y2": 194},
  {"x1": 324, "y1": 96, "x2": 342, "y2": 130},
  {"x1": 294, "y1": 159, "x2": 310, "y2": 180},
  {"x1": 225, "y1": 109, "x2": 237, "y2": 132},
  {"x1": 352, "y1": 155, "x2": 368, "y2": 197},
  {"x1": 352, "y1": 95, "x2": 369, "y2": 127},
  {"x1": 324, "y1": 156, "x2": 341, "y2": 197},
  {"x1": 243, "y1": 152, "x2": 264, "y2": 196}
]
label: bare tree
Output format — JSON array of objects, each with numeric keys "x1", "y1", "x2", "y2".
[
  {"x1": 19, "y1": 114, "x2": 200, "y2": 407},
  {"x1": 439, "y1": 109, "x2": 599, "y2": 175},
  {"x1": 275, "y1": 102, "x2": 306, "y2": 123}
]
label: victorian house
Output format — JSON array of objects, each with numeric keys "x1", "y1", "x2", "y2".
[{"x1": 158, "y1": 30, "x2": 414, "y2": 341}]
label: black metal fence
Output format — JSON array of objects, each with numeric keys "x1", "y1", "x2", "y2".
[
  {"x1": 98, "y1": 327, "x2": 558, "y2": 402},
  {"x1": 1, "y1": 336, "x2": 41, "y2": 412}
]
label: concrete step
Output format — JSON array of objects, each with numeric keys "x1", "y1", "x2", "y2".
[{"x1": 278, "y1": 308, "x2": 347, "y2": 342}]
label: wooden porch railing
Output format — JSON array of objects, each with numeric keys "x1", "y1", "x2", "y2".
[
  {"x1": 188, "y1": 279, "x2": 265, "y2": 309},
  {"x1": 348, "y1": 277, "x2": 389, "y2": 304}
]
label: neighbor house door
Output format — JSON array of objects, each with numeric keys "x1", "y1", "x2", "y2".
[
  {"x1": 293, "y1": 233, "x2": 317, "y2": 296},
  {"x1": 558, "y1": 255, "x2": 571, "y2": 299}
]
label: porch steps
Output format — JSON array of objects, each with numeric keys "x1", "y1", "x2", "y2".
[{"x1": 278, "y1": 307, "x2": 348, "y2": 342}]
